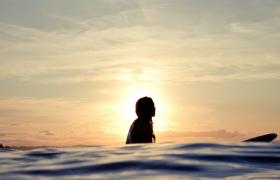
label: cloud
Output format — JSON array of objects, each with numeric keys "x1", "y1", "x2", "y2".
[
  {"x1": 182, "y1": 130, "x2": 245, "y2": 139},
  {"x1": 40, "y1": 130, "x2": 54, "y2": 136},
  {"x1": 0, "y1": 132, "x2": 25, "y2": 137},
  {"x1": 0, "y1": 0, "x2": 146, "y2": 31},
  {"x1": 1, "y1": 23, "x2": 279, "y2": 85},
  {"x1": 158, "y1": 129, "x2": 248, "y2": 142},
  {"x1": 230, "y1": 17, "x2": 280, "y2": 38},
  {"x1": 0, "y1": 1, "x2": 279, "y2": 85}
]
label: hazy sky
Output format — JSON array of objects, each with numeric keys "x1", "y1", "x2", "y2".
[{"x1": 0, "y1": 0, "x2": 279, "y2": 146}]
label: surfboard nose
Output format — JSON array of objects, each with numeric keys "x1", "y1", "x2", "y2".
[{"x1": 243, "y1": 133, "x2": 278, "y2": 142}]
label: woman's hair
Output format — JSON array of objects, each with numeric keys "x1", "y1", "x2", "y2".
[{"x1": 135, "y1": 96, "x2": 155, "y2": 118}]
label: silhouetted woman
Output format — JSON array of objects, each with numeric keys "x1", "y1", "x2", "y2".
[{"x1": 126, "y1": 96, "x2": 156, "y2": 144}]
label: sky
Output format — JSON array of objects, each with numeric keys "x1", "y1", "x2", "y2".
[{"x1": 0, "y1": 0, "x2": 279, "y2": 146}]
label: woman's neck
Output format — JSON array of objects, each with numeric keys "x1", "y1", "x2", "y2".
[{"x1": 137, "y1": 116, "x2": 152, "y2": 121}]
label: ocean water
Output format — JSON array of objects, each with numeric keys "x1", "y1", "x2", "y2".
[{"x1": 1, "y1": 142, "x2": 280, "y2": 179}]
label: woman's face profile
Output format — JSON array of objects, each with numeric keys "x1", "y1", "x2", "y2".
[{"x1": 152, "y1": 106, "x2": 156, "y2": 117}]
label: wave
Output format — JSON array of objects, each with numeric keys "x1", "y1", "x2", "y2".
[{"x1": 1, "y1": 142, "x2": 280, "y2": 179}]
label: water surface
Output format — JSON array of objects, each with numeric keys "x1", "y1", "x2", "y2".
[{"x1": 1, "y1": 142, "x2": 280, "y2": 179}]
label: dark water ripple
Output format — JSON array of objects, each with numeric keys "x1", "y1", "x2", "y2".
[{"x1": 1, "y1": 142, "x2": 280, "y2": 179}]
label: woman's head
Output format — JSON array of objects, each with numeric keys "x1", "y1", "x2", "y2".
[{"x1": 135, "y1": 96, "x2": 155, "y2": 119}]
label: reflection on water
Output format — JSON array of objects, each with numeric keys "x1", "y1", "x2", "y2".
[{"x1": 1, "y1": 142, "x2": 280, "y2": 179}]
